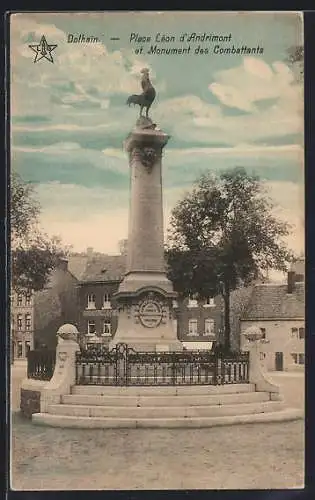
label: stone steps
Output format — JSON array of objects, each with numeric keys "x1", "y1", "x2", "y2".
[
  {"x1": 62, "y1": 390, "x2": 270, "y2": 407},
  {"x1": 71, "y1": 383, "x2": 256, "y2": 396},
  {"x1": 47, "y1": 400, "x2": 284, "y2": 419},
  {"x1": 32, "y1": 407, "x2": 303, "y2": 429},
  {"x1": 32, "y1": 383, "x2": 303, "y2": 429}
]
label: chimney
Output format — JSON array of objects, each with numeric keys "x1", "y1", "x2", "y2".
[
  {"x1": 287, "y1": 271, "x2": 295, "y2": 294},
  {"x1": 87, "y1": 247, "x2": 94, "y2": 260},
  {"x1": 118, "y1": 239, "x2": 128, "y2": 256},
  {"x1": 58, "y1": 258, "x2": 68, "y2": 272}
]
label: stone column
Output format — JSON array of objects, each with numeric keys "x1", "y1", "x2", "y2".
[{"x1": 110, "y1": 119, "x2": 182, "y2": 352}]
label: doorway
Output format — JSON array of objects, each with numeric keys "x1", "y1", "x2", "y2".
[{"x1": 275, "y1": 351, "x2": 283, "y2": 371}]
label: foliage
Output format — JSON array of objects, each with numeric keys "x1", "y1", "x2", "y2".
[
  {"x1": 285, "y1": 45, "x2": 304, "y2": 80},
  {"x1": 11, "y1": 172, "x2": 68, "y2": 293},
  {"x1": 11, "y1": 172, "x2": 40, "y2": 240},
  {"x1": 166, "y1": 167, "x2": 294, "y2": 351}
]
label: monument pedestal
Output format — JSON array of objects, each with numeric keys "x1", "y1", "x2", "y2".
[{"x1": 110, "y1": 118, "x2": 182, "y2": 352}]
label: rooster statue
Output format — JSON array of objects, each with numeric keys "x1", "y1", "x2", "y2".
[{"x1": 126, "y1": 68, "x2": 156, "y2": 118}]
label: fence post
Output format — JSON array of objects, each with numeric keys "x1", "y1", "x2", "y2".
[
  {"x1": 124, "y1": 344, "x2": 129, "y2": 386},
  {"x1": 40, "y1": 324, "x2": 80, "y2": 413},
  {"x1": 213, "y1": 353, "x2": 218, "y2": 385},
  {"x1": 171, "y1": 352, "x2": 177, "y2": 385}
]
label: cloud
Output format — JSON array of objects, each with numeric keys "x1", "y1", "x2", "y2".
[
  {"x1": 209, "y1": 57, "x2": 298, "y2": 113},
  {"x1": 12, "y1": 139, "x2": 303, "y2": 191},
  {"x1": 154, "y1": 57, "x2": 303, "y2": 147},
  {"x1": 12, "y1": 142, "x2": 129, "y2": 188},
  {"x1": 34, "y1": 180, "x2": 304, "y2": 259},
  {"x1": 10, "y1": 14, "x2": 160, "y2": 119}
]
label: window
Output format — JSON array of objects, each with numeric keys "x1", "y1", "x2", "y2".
[
  {"x1": 17, "y1": 314, "x2": 23, "y2": 330},
  {"x1": 87, "y1": 320, "x2": 96, "y2": 335},
  {"x1": 260, "y1": 327, "x2": 266, "y2": 339},
  {"x1": 25, "y1": 341, "x2": 31, "y2": 355},
  {"x1": 25, "y1": 314, "x2": 31, "y2": 330},
  {"x1": 103, "y1": 293, "x2": 111, "y2": 309},
  {"x1": 291, "y1": 327, "x2": 298, "y2": 338},
  {"x1": 25, "y1": 293, "x2": 31, "y2": 306},
  {"x1": 204, "y1": 318, "x2": 215, "y2": 336},
  {"x1": 188, "y1": 319, "x2": 198, "y2": 336},
  {"x1": 102, "y1": 320, "x2": 111, "y2": 336},
  {"x1": 188, "y1": 296, "x2": 198, "y2": 308},
  {"x1": 17, "y1": 294, "x2": 23, "y2": 306},
  {"x1": 260, "y1": 352, "x2": 266, "y2": 360},
  {"x1": 87, "y1": 294, "x2": 96, "y2": 309},
  {"x1": 291, "y1": 353, "x2": 305, "y2": 365},
  {"x1": 298, "y1": 327, "x2": 305, "y2": 339},
  {"x1": 204, "y1": 297, "x2": 215, "y2": 307},
  {"x1": 17, "y1": 341, "x2": 23, "y2": 358}
]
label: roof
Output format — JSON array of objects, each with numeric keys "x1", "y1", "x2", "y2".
[
  {"x1": 241, "y1": 283, "x2": 304, "y2": 320},
  {"x1": 80, "y1": 255, "x2": 126, "y2": 282},
  {"x1": 68, "y1": 255, "x2": 89, "y2": 280}
]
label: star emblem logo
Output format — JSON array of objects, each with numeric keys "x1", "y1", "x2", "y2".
[{"x1": 29, "y1": 35, "x2": 57, "y2": 63}]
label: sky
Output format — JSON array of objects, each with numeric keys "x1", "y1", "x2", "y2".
[{"x1": 10, "y1": 12, "x2": 304, "y2": 276}]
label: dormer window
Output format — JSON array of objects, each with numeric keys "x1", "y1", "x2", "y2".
[
  {"x1": 188, "y1": 295, "x2": 198, "y2": 308},
  {"x1": 103, "y1": 293, "x2": 111, "y2": 309},
  {"x1": 87, "y1": 293, "x2": 96, "y2": 309},
  {"x1": 204, "y1": 296, "x2": 215, "y2": 307}
]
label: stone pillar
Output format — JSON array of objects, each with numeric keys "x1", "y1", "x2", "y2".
[
  {"x1": 110, "y1": 119, "x2": 182, "y2": 352},
  {"x1": 40, "y1": 324, "x2": 80, "y2": 412},
  {"x1": 243, "y1": 327, "x2": 282, "y2": 400}
]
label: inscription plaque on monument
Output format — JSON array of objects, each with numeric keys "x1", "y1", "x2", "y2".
[{"x1": 138, "y1": 299, "x2": 163, "y2": 328}]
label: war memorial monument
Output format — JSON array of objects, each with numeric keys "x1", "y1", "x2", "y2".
[{"x1": 20, "y1": 70, "x2": 303, "y2": 428}]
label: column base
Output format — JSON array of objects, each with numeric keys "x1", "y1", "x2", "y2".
[
  {"x1": 109, "y1": 337, "x2": 183, "y2": 353},
  {"x1": 117, "y1": 271, "x2": 175, "y2": 296}
]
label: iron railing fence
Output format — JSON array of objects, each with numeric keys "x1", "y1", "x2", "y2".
[
  {"x1": 75, "y1": 343, "x2": 249, "y2": 386},
  {"x1": 27, "y1": 349, "x2": 56, "y2": 381}
]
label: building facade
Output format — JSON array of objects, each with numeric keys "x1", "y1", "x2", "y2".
[
  {"x1": 11, "y1": 289, "x2": 34, "y2": 360},
  {"x1": 77, "y1": 255, "x2": 221, "y2": 347},
  {"x1": 33, "y1": 259, "x2": 79, "y2": 349},
  {"x1": 240, "y1": 268, "x2": 304, "y2": 371}
]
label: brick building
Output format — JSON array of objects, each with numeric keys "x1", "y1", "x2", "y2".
[
  {"x1": 77, "y1": 253, "x2": 222, "y2": 347},
  {"x1": 11, "y1": 289, "x2": 34, "y2": 359},
  {"x1": 77, "y1": 255, "x2": 125, "y2": 345}
]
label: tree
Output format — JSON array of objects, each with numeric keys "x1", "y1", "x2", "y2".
[
  {"x1": 11, "y1": 172, "x2": 68, "y2": 293},
  {"x1": 285, "y1": 45, "x2": 304, "y2": 81},
  {"x1": 166, "y1": 168, "x2": 293, "y2": 353}
]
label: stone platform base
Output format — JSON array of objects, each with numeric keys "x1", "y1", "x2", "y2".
[{"x1": 31, "y1": 384, "x2": 303, "y2": 429}]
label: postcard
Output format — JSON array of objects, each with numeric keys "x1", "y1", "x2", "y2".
[{"x1": 9, "y1": 11, "x2": 304, "y2": 490}]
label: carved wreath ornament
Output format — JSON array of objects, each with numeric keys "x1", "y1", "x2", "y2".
[{"x1": 139, "y1": 147, "x2": 157, "y2": 170}]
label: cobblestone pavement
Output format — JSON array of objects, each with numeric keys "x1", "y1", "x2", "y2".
[{"x1": 10, "y1": 366, "x2": 305, "y2": 490}]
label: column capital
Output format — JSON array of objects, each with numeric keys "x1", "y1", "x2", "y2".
[{"x1": 124, "y1": 126, "x2": 170, "y2": 154}]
